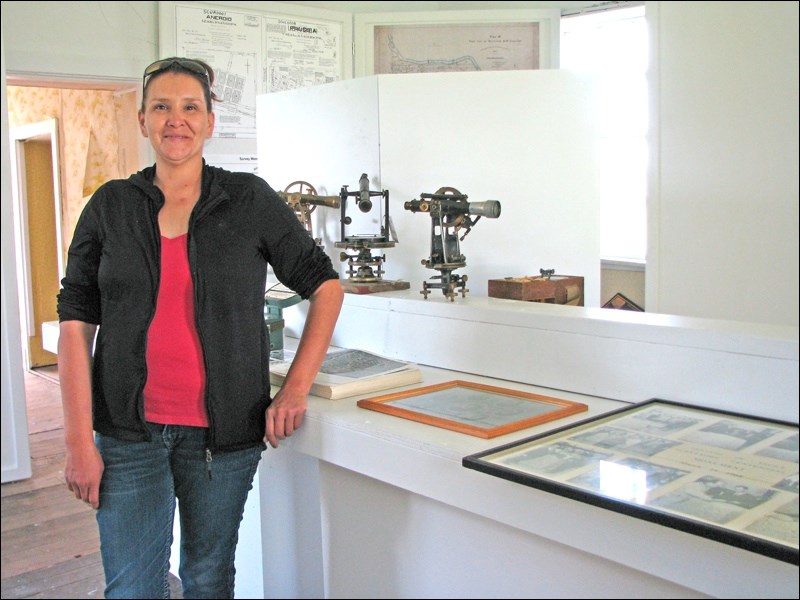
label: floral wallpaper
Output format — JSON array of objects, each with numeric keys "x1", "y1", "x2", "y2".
[{"x1": 7, "y1": 86, "x2": 139, "y2": 251}]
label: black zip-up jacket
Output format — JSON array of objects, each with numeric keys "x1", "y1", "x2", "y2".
[{"x1": 57, "y1": 163, "x2": 339, "y2": 451}]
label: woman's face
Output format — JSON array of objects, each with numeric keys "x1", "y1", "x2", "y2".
[{"x1": 138, "y1": 72, "x2": 215, "y2": 166}]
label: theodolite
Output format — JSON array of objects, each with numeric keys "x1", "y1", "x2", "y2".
[
  {"x1": 404, "y1": 186, "x2": 501, "y2": 301},
  {"x1": 335, "y1": 173, "x2": 408, "y2": 293}
]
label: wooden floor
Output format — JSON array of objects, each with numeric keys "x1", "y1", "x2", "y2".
[{"x1": 1, "y1": 367, "x2": 182, "y2": 599}]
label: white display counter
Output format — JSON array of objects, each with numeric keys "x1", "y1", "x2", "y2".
[
  {"x1": 260, "y1": 361, "x2": 796, "y2": 598},
  {"x1": 285, "y1": 290, "x2": 799, "y2": 423},
  {"x1": 258, "y1": 293, "x2": 798, "y2": 598},
  {"x1": 42, "y1": 290, "x2": 799, "y2": 597}
]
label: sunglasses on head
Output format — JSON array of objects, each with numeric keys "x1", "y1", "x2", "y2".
[{"x1": 142, "y1": 58, "x2": 212, "y2": 89}]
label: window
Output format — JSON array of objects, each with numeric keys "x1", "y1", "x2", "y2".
[{"x1": 560, "y1": 4, "x2": 648, "y2": 263}]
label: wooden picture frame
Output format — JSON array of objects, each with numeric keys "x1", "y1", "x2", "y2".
[
  {"x1": 463, "y1": 399, "x2": 799, "y2": 564},
  {"x1": 356, "y1": 380, "x2": 588, "y2": 438}
]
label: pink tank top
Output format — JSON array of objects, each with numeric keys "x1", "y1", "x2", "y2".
[{"x1": 144, "y1": 234, "x2": 208, "y2": 427}]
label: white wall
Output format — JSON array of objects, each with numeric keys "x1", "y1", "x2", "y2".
[
  {"x1": 1, "y1": 27, "x2": 32, "y2": 484},
  {"x1": 647, "y1": 1, "x2": 799, "y2": 326},
  {"x1": 1, "y1": 1, "x2": 159, "y2": 83}
]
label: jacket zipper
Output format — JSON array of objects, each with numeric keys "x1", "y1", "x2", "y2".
[
  {"x1": 186, "y1": 203, "x2": 215, "y2": 454},
  {"x1": 140, "y1": 190, "x2": 164, "y2": 441}
]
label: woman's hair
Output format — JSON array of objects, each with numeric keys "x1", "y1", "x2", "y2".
[{"x1": 141, "y1": 57, "x2": 218, "y2": 111}]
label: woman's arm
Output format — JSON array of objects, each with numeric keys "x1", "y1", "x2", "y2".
[
  {"x1": 58, "y1": 320, "x2": 103, "y2": 508},
  {"x1": 265, "y1": 278, "x2": 343, "y2": 448}
]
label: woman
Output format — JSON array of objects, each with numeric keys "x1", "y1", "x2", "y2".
[{"x1": 57, "y1": 57, "x2": 343, "y2": 598}]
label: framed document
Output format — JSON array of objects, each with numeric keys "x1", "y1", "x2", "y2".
[
  {"x1": 356, "y1": 380, "x2": 588, "y2": 438},
  {"x1": 463, "y1": 399, "x2": 799, "y2": 564},
  {"x1": 354, "y1": 9, "x2": 561, "y2": 77}
]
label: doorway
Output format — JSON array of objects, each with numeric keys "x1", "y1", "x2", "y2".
[
  {"x1": 9, "y1": 118, "x2": 63, "y2": 370},
  {"x1": 7, "y1": 82, "x2": 144, "y2": 374}
]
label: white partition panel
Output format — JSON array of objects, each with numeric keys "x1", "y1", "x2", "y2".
[
  {"x1": 376, "y1": 69, "x2": 600, "y2": 301},
  {"x1": 257, "y1": 70, "x2": 600, "y2": 303}
]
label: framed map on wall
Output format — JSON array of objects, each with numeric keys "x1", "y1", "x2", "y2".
[{"x1": 354, "y1": 9, "x2": 561, "y2": 77}]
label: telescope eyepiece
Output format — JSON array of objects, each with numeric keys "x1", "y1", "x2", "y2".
[{"x1": 404, "y1": 199, "x2": 430, "y2": 212}]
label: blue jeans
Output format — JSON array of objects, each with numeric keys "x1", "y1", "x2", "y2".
[{"x1": 95, "y1": 422, "x2": 265, "y2": 599}]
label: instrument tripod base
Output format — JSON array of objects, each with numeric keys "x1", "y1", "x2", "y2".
[{"x1": 420, "y1": 271, "x2": 469, "y2": 301}]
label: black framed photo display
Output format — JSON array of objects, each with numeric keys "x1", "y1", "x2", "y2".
[{"x1": 463, "y1": 399, "x2": 798, "y2": 564}]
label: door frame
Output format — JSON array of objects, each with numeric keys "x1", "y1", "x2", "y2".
[{"x1": 9, "y1": 118, "x2": 64, "y2": 370}]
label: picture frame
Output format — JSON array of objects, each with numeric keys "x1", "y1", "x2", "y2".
[
  {"x1": 353, "y1": 9, "x2": 561, "y2": 77},
  {"x1": 602, "y1": 291, "x2": 644, "y2": 312},
  {"x1": 463, "y1": 399, "x2": 799, "y2": 565},
  {"x1": 356, "y1": 380, "x2": 588, "y2": 438}
]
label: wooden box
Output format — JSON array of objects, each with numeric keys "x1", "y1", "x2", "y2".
[{"x1": 488, "y1": 274, "x2": 584, "y2": 306}]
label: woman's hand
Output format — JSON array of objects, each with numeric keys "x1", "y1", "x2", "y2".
[
  {"x1": 263, "y1": 279, "x2": 343, "y2": 448},
  {"x1": 264, "y1": 385, "x2": 307, "y2": 448},
  {"x1": 64, "y1": 441, "x2": 104, "y2": 509}
]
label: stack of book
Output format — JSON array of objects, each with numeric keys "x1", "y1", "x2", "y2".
[{"x1": 269, "y1": 347, "x2": 422, "y2": 400}]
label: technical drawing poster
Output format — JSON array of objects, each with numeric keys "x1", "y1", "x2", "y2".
[
  {"x1": 174, "y1": 5, "x2": 341, "y2": 139},
  {"x1": 264, "y1": 17, "x2": 341, "y2": 92},
  {"x1": 175, "y1": 6, "x2": 261, "y2": 138}
]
